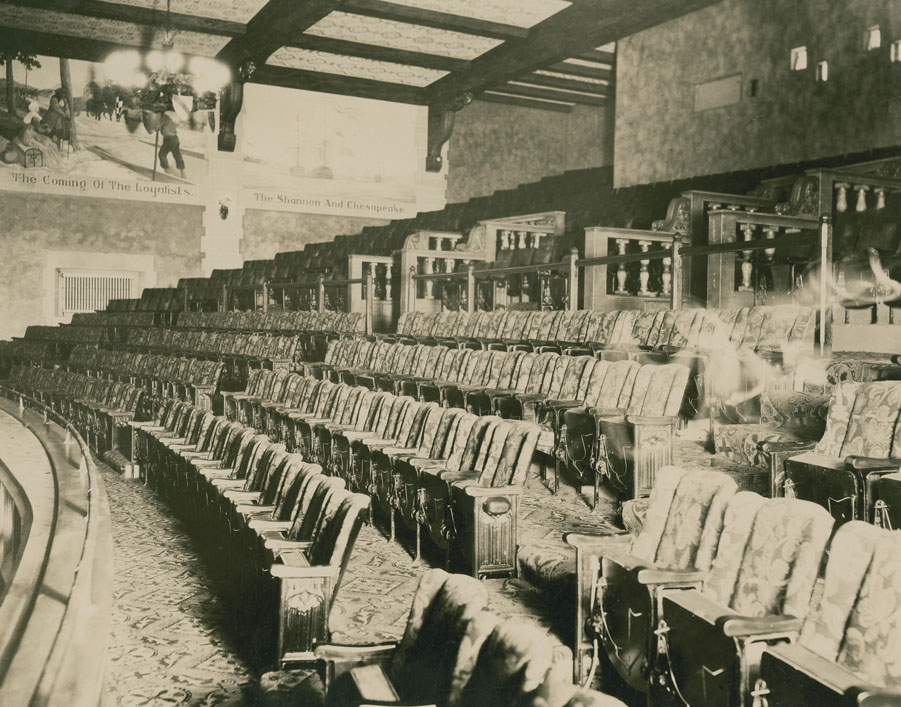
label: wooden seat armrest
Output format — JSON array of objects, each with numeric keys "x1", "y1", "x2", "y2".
[
  {"x1": 718, "y1": 613, "x2": 802, "y2": 638},
  {"x1": 247, "y1": 519, "x2": 291, "y2": 531},
  {"x1": 563, "y1": 531, "x2": 631, "y2": 549},
  {"x1": 625, "y1": 414, "x2": 679, "y2": 425},
  {"x1": 270, "y1": 563, "x2": 340, "y2": 580},
  {"x1": 843, "y1": 456, "x2": 901, "y2": 471},
  {"x1": 212, "y1": 478, "x2": 246, "y2": 489},
  {"x1": 637, "y1": 568, "x2": 707, "y2": 586},
  {"x1": 544, "y1": 399, "x2": 582, "y2": 410},
  {"x1": 460, "y1": 484, "x2": 523, "y2": 497},
  {"x1": 758, "y1": 439, "x2": 817, "y2": 454},
  {"x1": 265, "y1": 536, "x2": 310, "y2": 551},
  {"x1": 586, "y1": 406, "x2": 625, "y2": 418},
  {"x1": 313, "y1": 642, "x2": 397, "y2": 662},
  {"x1": 224, "y1": 490, "x2": 260, "y2": 502}
]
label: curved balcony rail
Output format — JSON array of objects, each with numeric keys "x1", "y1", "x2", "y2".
[{"x1": 0, "y1": 386, "x2": 112, "y2": 707}]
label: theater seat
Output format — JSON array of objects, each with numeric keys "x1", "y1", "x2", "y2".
[
  {"x1": 657, "y1": 497, "x2": 834, "y2": 706},
  {"x1": 775, "y1": 380, "x2": 901, "y2": 524},
  {"x1": 756, "y1": 522, "x2": 901, "y2": 706}
]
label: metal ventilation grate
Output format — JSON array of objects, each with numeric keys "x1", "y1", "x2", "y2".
[{"x1": 58, "y1": 270, "x2": 136, "y2": 316}]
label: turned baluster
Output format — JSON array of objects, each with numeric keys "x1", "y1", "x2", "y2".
[
  {"x1": 638, "y1": 240, "x2": 653, "y2": 297},
  {"x1": 660, "y1": 255, "x2": 672, "y2": 297},
  {"x1": 384, "y1": 263, "x2": 393, "y2": 300},
  {"x1": 532, "y1": 232, "x2": 543, "y2": 250},
  {"x1": 614, "y1": 238, "x2": 629, "y2": 294},
  {"x1": 764, "y1": 226, "x2": 777, "y2": 265},
  {"x1": 424, "y1": 257, "x2": 435, "y2": 298},
  {"x1": 835, "y1": 183, "x2": 850, "y2": 213},
  {"x1": 738, "y1": 223, "x2": 755, "y2": 292},
  {"x1": 854, "y1": 184, "x2": 870, "y2": 212},
  {"x1": 517, "y1": 231, "x2": 527, "y2": 249},
  {"x1": 875, "y1": 187, "x2": 886, "y2": 210},
  {"x1": 501, "y1": 230, "x2": 511, "y2": 250}
]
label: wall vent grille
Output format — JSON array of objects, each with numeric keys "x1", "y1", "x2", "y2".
[{"x1": 58, "y1": 270, "x2": 136, "y2": 315}]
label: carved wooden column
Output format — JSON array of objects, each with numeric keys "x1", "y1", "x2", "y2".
[
  {"x1": 384, "y1": 263, "x2": 393, "y2": 300},
  {"x1": 426, "y1": 93, "x2": 473, "y2": 172},
  {"x1": 423, "y1": 257, "x2": 435, "y2": 298}
]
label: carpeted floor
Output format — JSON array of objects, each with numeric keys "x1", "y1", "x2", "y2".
[{"x1": 101, "y1": 433, "x2": 752, "y2": 705}]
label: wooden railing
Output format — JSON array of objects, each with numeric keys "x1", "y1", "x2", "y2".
[{"x1": 0, "y1": 388, "x2": 112, "y2": 707}]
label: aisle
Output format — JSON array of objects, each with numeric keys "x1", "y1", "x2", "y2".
[{"x1": 100, "y1": 462, "x2": 255, "y2": 706}]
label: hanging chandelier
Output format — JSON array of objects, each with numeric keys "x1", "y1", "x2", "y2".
[{"x1": 102, "y1": 0, "x2": 230, "y2": 111}]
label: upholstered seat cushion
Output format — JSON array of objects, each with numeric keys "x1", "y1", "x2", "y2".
[{"x1": 715, "y1": 424, "x2": 809, "y2": 467}]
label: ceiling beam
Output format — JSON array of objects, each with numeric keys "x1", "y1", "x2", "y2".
[
  {"x1": 546, "y1": 61, "x2": 613, "y2": 81},
  {"x1": 476, "y1": 92, "x2": 573, "y2": 114},
  {"x1": 499, "y1": 82, "x2": 608, "y2": 106},
  {"x1": 251, "y1": 65, "x2": 426, "y2": 104},
  {"x1": 524, "y1": 72, "x2": 611, "y2": 95},
  {"x1": 578, "y1": 49, "x2": 616, "y2": 65},
  {"x1": 0, "y1": 25, "x2": 123, "y2": 63},
  {"x1": 217, "y1": 0, "x2": 339, "y2": 67},
  {"x1": 1, "y1": 0, "x2": 245, "y2": 37},
  {"x1": 291, "y1": 34, "x2": 470, "y2": 72},
  {"x1": 342, "y1": 0, "x2": 529, "y2": 41},
  {"x1": 426, "y1": 0, "x2": 719, "y2": 105}
]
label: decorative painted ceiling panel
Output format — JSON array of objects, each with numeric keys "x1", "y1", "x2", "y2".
[
  {"x1": 103, "y1": 0, "x2": 269, "y2": 24},
  {"x1": 306, "y1": 11, "x2": 501, "y2": 59},
  {"x1": 268, "y1": 48, "x2": 448, "y2": 87},
  {"x1": 0, "y1": 6, "x2": 230, "y2": 55},
  {"x1": 386, "y1": 0, "x2": 571, "y2": 28}
]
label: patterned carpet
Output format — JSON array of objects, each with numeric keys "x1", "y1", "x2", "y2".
[
  {"x1": 101, "y1": 462, "x2": 256, "y2": 706},
  {"x1": 101, "y1": 434, "x2": 741, "y2": 705}
]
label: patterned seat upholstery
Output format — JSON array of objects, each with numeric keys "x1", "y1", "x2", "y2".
[
  {"x1": 756, "y1": 522, "x2": 901, "y2": 705},
  {"x1": 659, "y1": 497, "x2": 834, "y2": 706},
  {"x1": 550, "y1": 466, "x2": 737, "y2": 682},
  {"x1": 315, "y1": 568, "x2": 490, "y2": 707},
  {"x1": 779, "y1": 380, "x2": 901, "y2": 525},
  {"x1": 714, "y1": 389, "x2": 829, "y2": 468}
]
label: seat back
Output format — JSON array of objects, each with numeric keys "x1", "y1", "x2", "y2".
[
  {"x1": 624, "y1": 363, "x2": 690, "y2": 417},
  {"x1": 388, "y1": 569, "x2": 490, "y2": 705},
  {"x1": 815, "y1": 381, "x2": 901, "y2": 458},
  {"x1": 307, "y1": 492, "x2": 371, "y2": 601},
  {"x1": 459, "y1": 620, "x2": 561, "y2": 707},
  {"x1": 629, "y1": 466, "x2": 738, "y2": 567},
  {"x1": 705, "y1": 498, "x2": 834, "y2": 618}
]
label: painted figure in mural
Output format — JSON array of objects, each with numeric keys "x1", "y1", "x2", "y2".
[
  {"x1": 22, "y1": 100, "x2": 42, "y2": 130},
  {"x1": 158, "y1": 97, "x2": 188, "y2": 180},
  {"x1": 43, "y1": 89, "x2": 70, "y2": 148}
]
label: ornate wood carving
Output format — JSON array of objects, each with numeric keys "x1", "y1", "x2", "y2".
[{"x1": 426, "y1": 93, "x2": 472, "y2": 172}]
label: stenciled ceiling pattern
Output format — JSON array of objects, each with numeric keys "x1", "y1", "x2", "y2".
[
  {"x1": 385, "y1": 0, "x2": 571, "y2": 28},
  {"x1": 268, "y1": 47, "x2": 449, "y2": 87},
  {"x1": 102, "y1": 0, "x2": 269, "y2": 24},
  {"x1": 0, "y1": 5, "x2": 230, "y2": 55},
  {"x1": 305, "y1": 11, "x2": 502, "y2": 60}
]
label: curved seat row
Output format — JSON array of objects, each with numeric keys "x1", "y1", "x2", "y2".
[
  {"x1": 9, "y1": 365, "x2": 144, "y2": 455},
  {"x1": 232, "y1": 342, "x2": 690, "y2": 502},
  {"x1": 224, "y1": 370, "x2": 541, "y2": 577},
  {"x1": 132, "y1": 399, "x2": 369, "y2": 666}
]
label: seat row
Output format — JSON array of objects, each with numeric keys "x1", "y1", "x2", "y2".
[
  {"x1": 565, "y1": 464, "x2": 901, "y2": 706},
  {"x1": 0, "y1": 340, "x2": 52, "y2": 372},
  {"x1": 71, "y1": 311, "x2": 160, "y2": 328},
  {"x1": 223, "y1": 371, "x2": 542, "y2": 577},
  {"x1": 23, "y1": 323, "x2": 109, "y2": 346},
  {"x1": 66, "y1": 345, "x2": 224, "y2": 411},
  {"x1": 131, "y1": 399, "x2": 370, "y2": 666},
  {"x1": 120, "y1": 327, "x2": 300, "y2": 366},
  {"x1": 713, "y1": 379, "x2": 901, "y2": 530},
  {"x1": 394, "y1": 304, "x2": 813, "y2": 362},
  {"x1": 9, "y1": 365, "x2": 144, "y2": 455},
  {"x1": 176, "y1": 310, "x2": 365, "y2": 336},
  {"x1": 312, "y1": 567, "x2": 624, "y2": 707},
  {"x1": 231, "y1": 342, "x2": 690, "y2": 502}
]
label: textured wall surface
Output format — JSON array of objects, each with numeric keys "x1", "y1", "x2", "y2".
[
  {"x1": 447, "y1": 101, "x2": 613, "y2": 203},
  {"x1": 0, "y1": 192, "x2": 204, "y2": 339},
  {"x1": 241, "y1": 210, "x2": 390, "y2": 260},
  {"x1": 615, "y1": 0, "x2": 901, "y2": 187}
]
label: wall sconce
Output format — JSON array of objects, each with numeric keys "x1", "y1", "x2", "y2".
[{"x1": 219, "y1": 197, "x2": 231, "y2": 220}]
